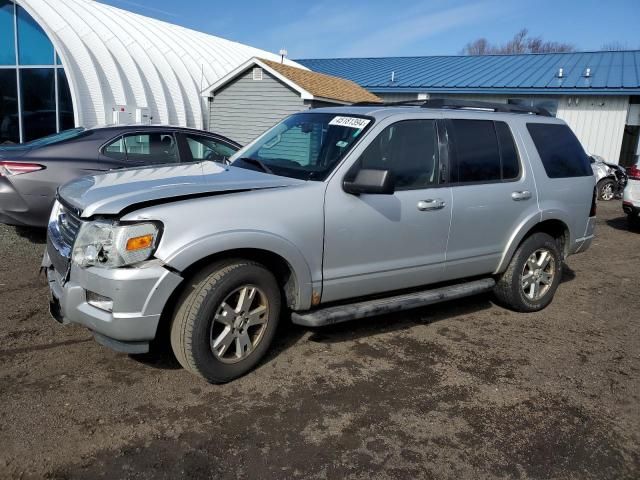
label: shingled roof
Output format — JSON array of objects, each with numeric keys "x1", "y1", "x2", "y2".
[
  {"x1": 257, "y1": 58, "x2": 381, "y2": 104},
  {"x1": 203, "y1": 57, "x2": 381, "y2": 104}
]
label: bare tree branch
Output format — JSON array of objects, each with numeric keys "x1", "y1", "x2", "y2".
[{"x1": 462, "y1": 29, "x2": 575, "y2": 55}]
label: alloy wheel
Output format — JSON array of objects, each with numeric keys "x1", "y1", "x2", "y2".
[
  {"x1": 521, "y1": 249, "x2": 555, "y2": 301},
  {"x1": 600, "y1": 182, "x2": 614, "y2": 201},
  {"x1": 210, "y1": 285, "x2": 269, "y2": 363}
]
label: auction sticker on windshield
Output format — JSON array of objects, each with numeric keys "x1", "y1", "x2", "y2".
[{"x1": 329, "y1": 116, "x2": 371, "y2": 129}]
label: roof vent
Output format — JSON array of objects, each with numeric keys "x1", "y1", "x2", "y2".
[
  {"x1": 557, "y1": 68, "x2": 564, "y2": 78},
  {"x1": 390, "y1": 71, "x2": 396, "y2": 83},
  {"x1": 584, "y1": 67, "x2": 591, "y2": 78},
  {"x1": 252, "y1": 67, "x2": 263, "y2": 81}
]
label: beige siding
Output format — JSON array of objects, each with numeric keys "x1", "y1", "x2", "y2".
[
  {"x1": 556, "y1": 96, "x2": 629, "y2": 163},
  {"x1": 209, "y1": 68, "x2": 308, "y2": 145}
]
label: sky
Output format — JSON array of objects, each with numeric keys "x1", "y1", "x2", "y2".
[{"x1": 101, "y1": 0, "x2": 640, "y2": 59}]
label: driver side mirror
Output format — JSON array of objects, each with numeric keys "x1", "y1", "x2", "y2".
[{"x1": 343, "y1": 169, "x2": 395, "y2": 195}]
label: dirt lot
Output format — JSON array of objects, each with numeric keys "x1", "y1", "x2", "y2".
[{"x1": 0, "y1": 201, "x2": 638, "y2": 479}]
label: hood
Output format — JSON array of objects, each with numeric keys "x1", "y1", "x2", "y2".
[{"x1": 58, "y1": 161, "x2": 304, "y2": 217}]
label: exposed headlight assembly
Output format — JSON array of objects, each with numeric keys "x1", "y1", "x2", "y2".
[{"x1": 72, "y1": 221, "x2": 161, "y2": 268}]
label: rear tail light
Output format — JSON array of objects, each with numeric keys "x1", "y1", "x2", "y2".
[
  {"x1": 589, "y1": 186, "x2": 597, "y2": 217},
  {"x1": 627, "y1": 164, "x2": 640, "y2": 181},
  {"x1": 0, "y1": 161, "x2": 45, "y2": 176}
]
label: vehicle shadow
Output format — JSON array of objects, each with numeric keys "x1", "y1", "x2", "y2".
[
  {"x1": 13, "y1": 226, "x2": 47, "y2": 244},
  {"x1": 305, "y1": 293, "x2": 495, "y2": 345},
  {"x1": 131, "y1": 272, "x2": 578, "y2": 371},
  {"x1": 606, "y1": 215, "x2": 640, "y2": 233},
  {"x1": 129, "y1": 350, "x2": 182, "y2": 370},
  {"x1": 561, "y1": 264, "x2": 576, "y2": 284}
]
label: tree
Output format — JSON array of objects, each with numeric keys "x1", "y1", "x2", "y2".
[{"x1": 461, "y1": 29, "x2": 575, "y2": 55}]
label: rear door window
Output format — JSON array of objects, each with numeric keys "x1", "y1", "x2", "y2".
[
  {"x1": 495, "y1": 121, "x2": 520, "y2": 180},
  {"x1": 448, "y1": 119, "x2": 501, "y2": 183},
  {"x1": 103, "y1": 132, "x2": 179, "y2": 164},
  {"x1": 527, "y1": 123, "x2": 591, "y2": 178},
  {"x1": 447, "y1": 119, "x2": 521, "y2": 184}
]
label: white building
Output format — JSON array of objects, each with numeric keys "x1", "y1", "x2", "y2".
[{"x1": 0, "y1": 0, "x2": 300, "y2": 144}]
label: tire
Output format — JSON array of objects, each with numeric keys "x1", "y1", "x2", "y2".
[
  {"x1": 493, "y1": 232, "x2": 562, "y2": 312},
  {"x1": 170, "y1": 259, "x2": 281, "y2": 383},
  {"x1": 597, "y1": 178, "x2": 616, "y2": 201},
  {"x1": 628, "y1": 212, "x2": 640, "y2": 228}
]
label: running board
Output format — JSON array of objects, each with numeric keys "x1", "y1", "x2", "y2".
[{"x1": 291, "y1": 278, "x2": 496, "y2": 327}]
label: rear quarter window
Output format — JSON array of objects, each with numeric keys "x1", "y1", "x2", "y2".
[{"x1": 527, "y1": 123, "x2": 591, "y2": 178}]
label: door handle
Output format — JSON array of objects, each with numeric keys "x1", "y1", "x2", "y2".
[
  {"x1": 511, "y1": 190, "x2": 532, "y2": 201},
  {"x1": 417, "y1": 199, "x2": 446, "y2": 211}
]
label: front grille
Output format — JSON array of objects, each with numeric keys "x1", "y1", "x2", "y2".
[
  {"x1": 47, "y1": 202, "x2": 83, "y2": 275},
  {"x1": 57, "y1": 206, "x2": 82, "y2": 249}
]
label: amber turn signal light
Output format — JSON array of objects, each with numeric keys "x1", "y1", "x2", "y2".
[{"x1": 126, "y1": 234, "x2": 154, "y2": 251}]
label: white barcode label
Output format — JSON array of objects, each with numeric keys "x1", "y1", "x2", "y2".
[{"x1": 329, "y1": 116, "x2": 370, "y2": 129}]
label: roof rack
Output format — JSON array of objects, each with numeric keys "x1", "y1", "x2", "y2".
[
  {"x1": 352, "y1": 98, "x2": 551, "y2": 116},
  {"x1": 352, "y1": 100, "x2": 420, "y2": 107},
  {"x1": 421, "y1": 99, "x2": 551, "y2": 116}
]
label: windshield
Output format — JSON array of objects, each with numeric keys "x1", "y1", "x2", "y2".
[
  {"x1": 23, "y1": 127, "x2": 86, "y2": 147},
  {"x1": 230, "y1": 112, "x2": 373, "y2": 181}
]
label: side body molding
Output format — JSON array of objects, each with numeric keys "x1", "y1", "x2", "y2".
[{"x1": 159, "y1": 230, "x2": 315, "y2": 310}]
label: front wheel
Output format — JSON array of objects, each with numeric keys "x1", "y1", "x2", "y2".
[
  {"x1": 597, "y1": 178, "x2": 616, "y2": 201},
  {"x1": 170, "y1": 260, "x2": 281, "y2": 383},
  {"x1": 493, "y1": 233, "x2": 562, "y2": 312}
]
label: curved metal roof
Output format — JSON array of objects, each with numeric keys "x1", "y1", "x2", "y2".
[
  {"x1": 18, "y1": 0, "x2": 301, "y2": 129},
  {"x1": 297, "y1": 51, "x2": 640, "y2": 95}
]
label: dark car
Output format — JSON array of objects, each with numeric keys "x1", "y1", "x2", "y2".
[{"x1": 0, "y1": 125, "x2": 240, "y2": 227}]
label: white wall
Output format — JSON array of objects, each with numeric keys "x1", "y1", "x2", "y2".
[{"x1": 556, "y1": 96, "x2": 629, "y2": 163}]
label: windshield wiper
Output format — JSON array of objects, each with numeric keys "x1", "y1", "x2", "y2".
[{"x1": 237, "y1": 157, "x2": 274, "y2": 175}]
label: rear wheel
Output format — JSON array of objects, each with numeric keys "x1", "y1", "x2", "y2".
[
  {"x1": 597, "y1": 178, "x2": 616, "y2": 201},
  {"x1": 494, "y1": 232, "x2": 562, "y2": 312},
  {"x1": 170, "y1": 260, "x2": 281, "y2": 383}
]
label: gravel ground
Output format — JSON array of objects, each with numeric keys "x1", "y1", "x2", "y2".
[{"x1": 0, "y1": 201, "x2": 638, "y2": 479}]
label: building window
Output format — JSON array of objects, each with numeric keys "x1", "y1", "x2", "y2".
[
  {"x1": 0, "y1": 1, "x2": 73, "y2": 144},
  {"x1": 21, "y1": 68, "x2": 56, "y2": 142},
  {"x1": 0, "y1": 69, "x2": 19, "y2": 144},
  {"x1": 17, "y1": 4, "x2": 54, "y2": 65},
  {"x1": 0, "y1": 1, "x2": 15, "y2": 65}
]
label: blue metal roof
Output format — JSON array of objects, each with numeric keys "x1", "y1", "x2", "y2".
[{"x1": 296, "y1": 51, "x2": 640, "y2": 95}]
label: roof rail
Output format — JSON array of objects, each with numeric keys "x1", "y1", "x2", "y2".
[
  {"x1": 352, "y1": 98, "x2": 551, "y2": 116},
  {"x1": 421, "y1": 98, "x2": 551, "y2": 116},
  {"x1": 352, "y1": 100, "x2": 418, "y2": 107}
]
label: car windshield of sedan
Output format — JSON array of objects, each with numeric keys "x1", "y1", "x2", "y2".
[{"x1": 230, "y1": 112, "x2": 373, "y2": 181}]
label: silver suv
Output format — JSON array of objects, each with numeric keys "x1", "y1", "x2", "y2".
[{"x1": 44, "y1": 100, "x2": 596, "y2": 383}]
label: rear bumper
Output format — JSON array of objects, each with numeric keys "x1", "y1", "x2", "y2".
[
  {"x1": 623, "y1": 180, "x2": 640, "y2": 216},
  {"x1": 0, "y1": 177, "x2": 52, "y2": 227},
  {"x1": 44, "y1": 252, "x2": 183, "y2": 348}
]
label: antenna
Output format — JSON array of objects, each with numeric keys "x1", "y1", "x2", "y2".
[{"x1": 279, "y1": 48, "x2": 288, "y2": 64}]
